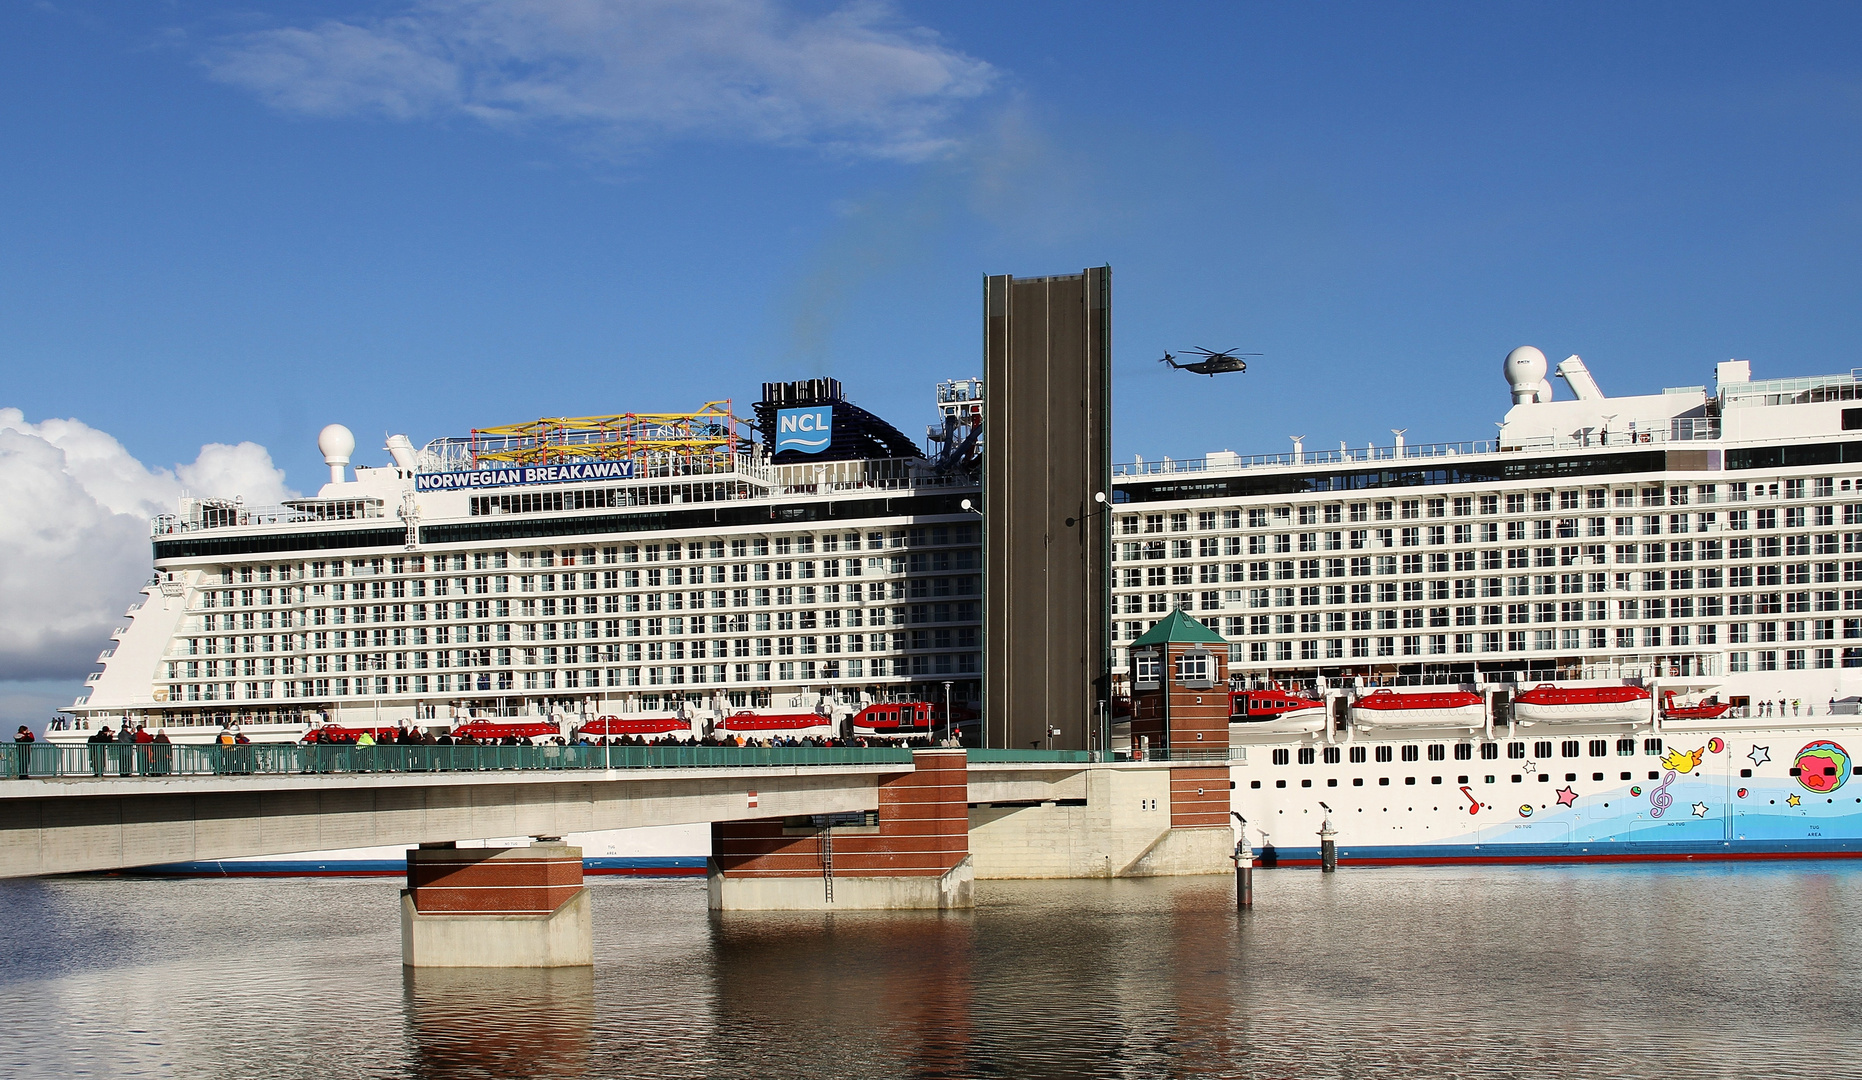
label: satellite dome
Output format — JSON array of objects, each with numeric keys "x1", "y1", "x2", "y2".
[
  {"x1": 318, "y1": 424, "x2": 356, "y2": 483},
  {"x1": 1503, "y1": 347, "x2": 1549, "y2": 404}
]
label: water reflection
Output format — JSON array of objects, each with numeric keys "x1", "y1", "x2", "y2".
[
  {"x1": 0, "y1": 867, "x2": 1859, "y2": 1078},
  {"x1": 707, "y1": 911, "x2": 976, "y2": 1078},
  {"x1": 404, "y1": 967, "x2": 593, "y2": 1079}
]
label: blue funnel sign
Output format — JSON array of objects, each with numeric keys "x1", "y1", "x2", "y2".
[{"x1": 775, "y1": 407, "x2": 833, "y2": 454}]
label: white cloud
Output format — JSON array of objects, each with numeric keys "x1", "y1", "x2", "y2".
[
  {"x1": 0, "y1": 409, "x2": 295, "y2": 682},
  {"x1": 203, "y1": 0, "x2": 997, "y2": 161}
]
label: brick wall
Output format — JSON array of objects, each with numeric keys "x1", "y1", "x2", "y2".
[
  {"x1": 406, "y1": 844, "x2": 584, "y2": 914},
  {"x1": 1169, "y1": 766, "x2": 1231, "y2": 829},
  {"x1": 713, "y1": 749, "x2": 968, "y2": 880}
]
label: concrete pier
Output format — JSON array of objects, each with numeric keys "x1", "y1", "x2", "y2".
[{"x1": 401, "y1": 842, "x2": 593, "y2": 967}]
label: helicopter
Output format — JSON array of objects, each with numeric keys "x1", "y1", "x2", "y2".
[{"x1": 1158, "y1": 347, "x2": 1260, "y2": 376}]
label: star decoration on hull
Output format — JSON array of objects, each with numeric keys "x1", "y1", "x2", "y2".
[
  {"x1": 1692, "y1": 802, "x2": 1710, "y2": 818},
  {"x1": 1787, "y1": 793, "x2": 1803, "y2": 807},
  {"x1": 1555, "y1": 786, "x2": 1578, "y2": 807},
  {"x1": 1749, "y1": 745, "x2": 1772, "y2": 767}
]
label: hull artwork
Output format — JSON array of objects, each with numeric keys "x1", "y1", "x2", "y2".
[{"x1": 1233, "y1": 723, "x2": 1862, "y2": 865}]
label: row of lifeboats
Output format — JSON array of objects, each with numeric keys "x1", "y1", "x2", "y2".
[
  {"x1": 1230, "y1": 684, "x2": 1730, "y2": 734},
  {"x1": 299, "y1": 702, "x2": 946, "y2": 745},
  {"x1": 580, "y1": 702, "x2": 942, "y2": 740}
]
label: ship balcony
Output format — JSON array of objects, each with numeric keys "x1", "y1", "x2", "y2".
[
  {"x1": 110, "y1": 626, "x2": 129, "y2": 639},
  {"x1": 97, "y1": 649, "x2": 115, "y2": 662},
  {"x1": 84, "y1": 672, "x2": 104, "y2": 686}
]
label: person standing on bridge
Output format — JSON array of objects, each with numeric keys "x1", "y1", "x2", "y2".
[
  {"x1": 13, "y1": 725, "x2": 34, "y2": 780},
  {"x1": 114, "y1": 722, "x2": 136, "y2": 777},
  {"x1": 87, "y1": 725, "x2": 112, "y2": 777}
]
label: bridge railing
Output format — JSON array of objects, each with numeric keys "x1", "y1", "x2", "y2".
[{"x1": 0, "y1": 743, "x2": 915, "y2": 781}]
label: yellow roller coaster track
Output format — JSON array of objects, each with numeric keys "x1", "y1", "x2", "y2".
[{"x1": 468, "y1": 401, "x2": 750, "y2": 465}]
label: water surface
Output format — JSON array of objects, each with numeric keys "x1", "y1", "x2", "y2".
[{"x1": 0, "y1": 864, "x2": 1854, "y2": 1078}]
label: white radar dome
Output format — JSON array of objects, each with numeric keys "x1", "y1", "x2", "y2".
[
  {"x1": 319, "y1": 424, "x2": 356, "y2": 483},
  {"x1": 1504, "y1": 346, "x2": 1549, "y2": 404}
]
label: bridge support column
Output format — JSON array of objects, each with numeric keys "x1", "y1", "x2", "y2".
[
  {"x1": 708, "y1": 748, "x2": 972, "y2": 911},
  {"x1": 401, "y1": 841, "x2": 593, "y2": 967}
]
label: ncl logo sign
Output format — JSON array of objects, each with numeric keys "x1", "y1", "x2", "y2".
[{"x1": 775, "y1": 407, "x2": 832, "y2": 454}]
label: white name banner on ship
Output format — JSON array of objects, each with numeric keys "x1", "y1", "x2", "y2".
[{"x1": 415, "y1": 460, "x2": 638, "y2": 492}]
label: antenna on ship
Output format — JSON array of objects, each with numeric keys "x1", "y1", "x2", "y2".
[{"x1": 319, "y1": 425, "x2": 355, "y2": 485}]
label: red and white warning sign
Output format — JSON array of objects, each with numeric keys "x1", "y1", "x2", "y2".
[{"x1": 747, "y1": 790, "x2": 758, "y2": 809}]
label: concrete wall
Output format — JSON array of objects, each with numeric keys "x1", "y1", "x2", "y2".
[
  {"x1": 708, "y1": 855, "x2": 974, "y2": 911},
  {"x1": 969, "y1": 766, "x2": 1232, "y2": 878},
  {"x1": 401, "y1": 887, "x2": 593, "y2": 968}
]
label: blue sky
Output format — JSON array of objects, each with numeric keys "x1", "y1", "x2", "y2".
[
  {"x1": 6, "y1": 2, "x2": 1862, "y2": 719},
  {"x1": 7, "y1": 2, "x2": 1862, "y2": 476}
]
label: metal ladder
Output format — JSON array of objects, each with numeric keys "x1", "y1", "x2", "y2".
[{"x1": 819, "y1": 823, "x2": 834, "y2": 904}]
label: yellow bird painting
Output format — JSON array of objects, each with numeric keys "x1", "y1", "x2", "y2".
[{"x1": 1661, "y1": 746, "x2": 1705, "y2": 774}]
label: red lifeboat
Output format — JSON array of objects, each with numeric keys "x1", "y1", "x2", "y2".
[
  {"x1": 579, "y1": 715, "x2": 689, "y2": 737},
  {"x1": 1229, "y1": 684, "x2": 1327, "y2": 733},
  {"x1": 717, "y1": 712, "x2": 832, "y2": 733},
  {"x1": 1350, "y1": 689, "x2": 1486, "y2": 729},
  {"x1": 448, "y1": 719, "x2": 562, "y2": 741},
  {"x1": 300, "y1": 725, "x2": 408, "y2": 743},
  {"x1": 1229, "y1": 686, "x2": 1324, "y2": 720},
  {"x1": 1661, "y1": 691, "x2": 1732, "y2": 721},
  {"x1": 1511, "y1": 684, "x2": 1651, "y2": 724},
  {"x1": 854, "y1": 702, "x2": 935, "y2": 736}
]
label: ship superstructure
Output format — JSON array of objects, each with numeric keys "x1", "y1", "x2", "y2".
[
  {"x1": 62, "y1": 381, "x2": 981, "y2": 744},
  {"x1": 1111, "y1": 351, "x2": 1862, "y2": 706}
]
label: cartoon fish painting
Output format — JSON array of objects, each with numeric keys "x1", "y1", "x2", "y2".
[{"x1": 1661, "y1": 746, "x2": 1705, "y2": 774}]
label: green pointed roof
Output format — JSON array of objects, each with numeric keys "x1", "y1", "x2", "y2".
[{"x1": 1130, "y1": 609, "x2": 1227, "y2": 647}]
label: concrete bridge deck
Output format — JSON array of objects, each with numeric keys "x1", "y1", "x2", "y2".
[{"x1": 0, "y1": 752, "x2": 1204, "y2": 879}]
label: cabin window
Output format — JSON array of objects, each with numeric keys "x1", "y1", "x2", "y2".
[
  {"x1": 1427, "y1": 744, "x2": 1446, "y2": 761},
  {"x1": 1298, "y1": 747, "x2": 1316, "y2": 765},
  {"x1": 1322, "y1": 747, "x2": 1341, "y2": 764},
  {"x1": 1275, "y1": 780, "x2": 1287, "y2": 788},
  {"x1": 1250, "y1": 780, "x2": 1261, "y2": 789},
  {"x1": 1453, "y1": 744, "x2": 1473, "y2": 760},
  {"x1": 1562, "y1": 741, "x2": 1581, "y2": 758},
  {"x1": 1534, "y1": 741, "x2": 1554, "y2": 758},
  {"x1": 1271, "y1": 749, "x2": 1290, "y2": 765},
  {"x1": 1378, "y1": 777, "x2": 1390, "y2": 786},
  {"x1": 1349, "y1": 746, "x2": 1367, "y2": 763},
  {"x1": 1480, "y1": 743, "x2": 1499, "y2": 760},
  {"x1": 1589, "y1": 739, "x2": 1609, "y2": 757},
  {"x1": 1643, "y1": 738, "x2": 1664, "y2": 755},
  {"x1": 1404, "y1": 777, "x2": 1417, "y2": 785},
  {"x1": 1617, "y1": 738, "x2": 1636, "y2": 756},
  {"x1": 1401, "y1": 745, "x2": 1420, "y2": 762},
  {"x1": 1375, "y1": 746, "x2": 1394, "y2": 763},
  {"x1": 1507, "y1": 742, "x2": 1526, "y2": 759}
]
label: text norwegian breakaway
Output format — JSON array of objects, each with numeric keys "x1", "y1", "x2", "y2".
[{"x1": 415, "y1": 461, "x2": 637, "y2": 492}]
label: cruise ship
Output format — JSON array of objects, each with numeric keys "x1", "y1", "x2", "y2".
[
  {"x1": 60, "y1": 378, "x2": 984, "y2": 747},
  {"x1": 1124, "y1": 349, "x2": 1862, "y2": 863},
  {"x1": 55, "y1": 349, "x2": 1862, "y2": 867},
  {"x1": 54, "y1": 377, "x2": 983, "y2": 873}
]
